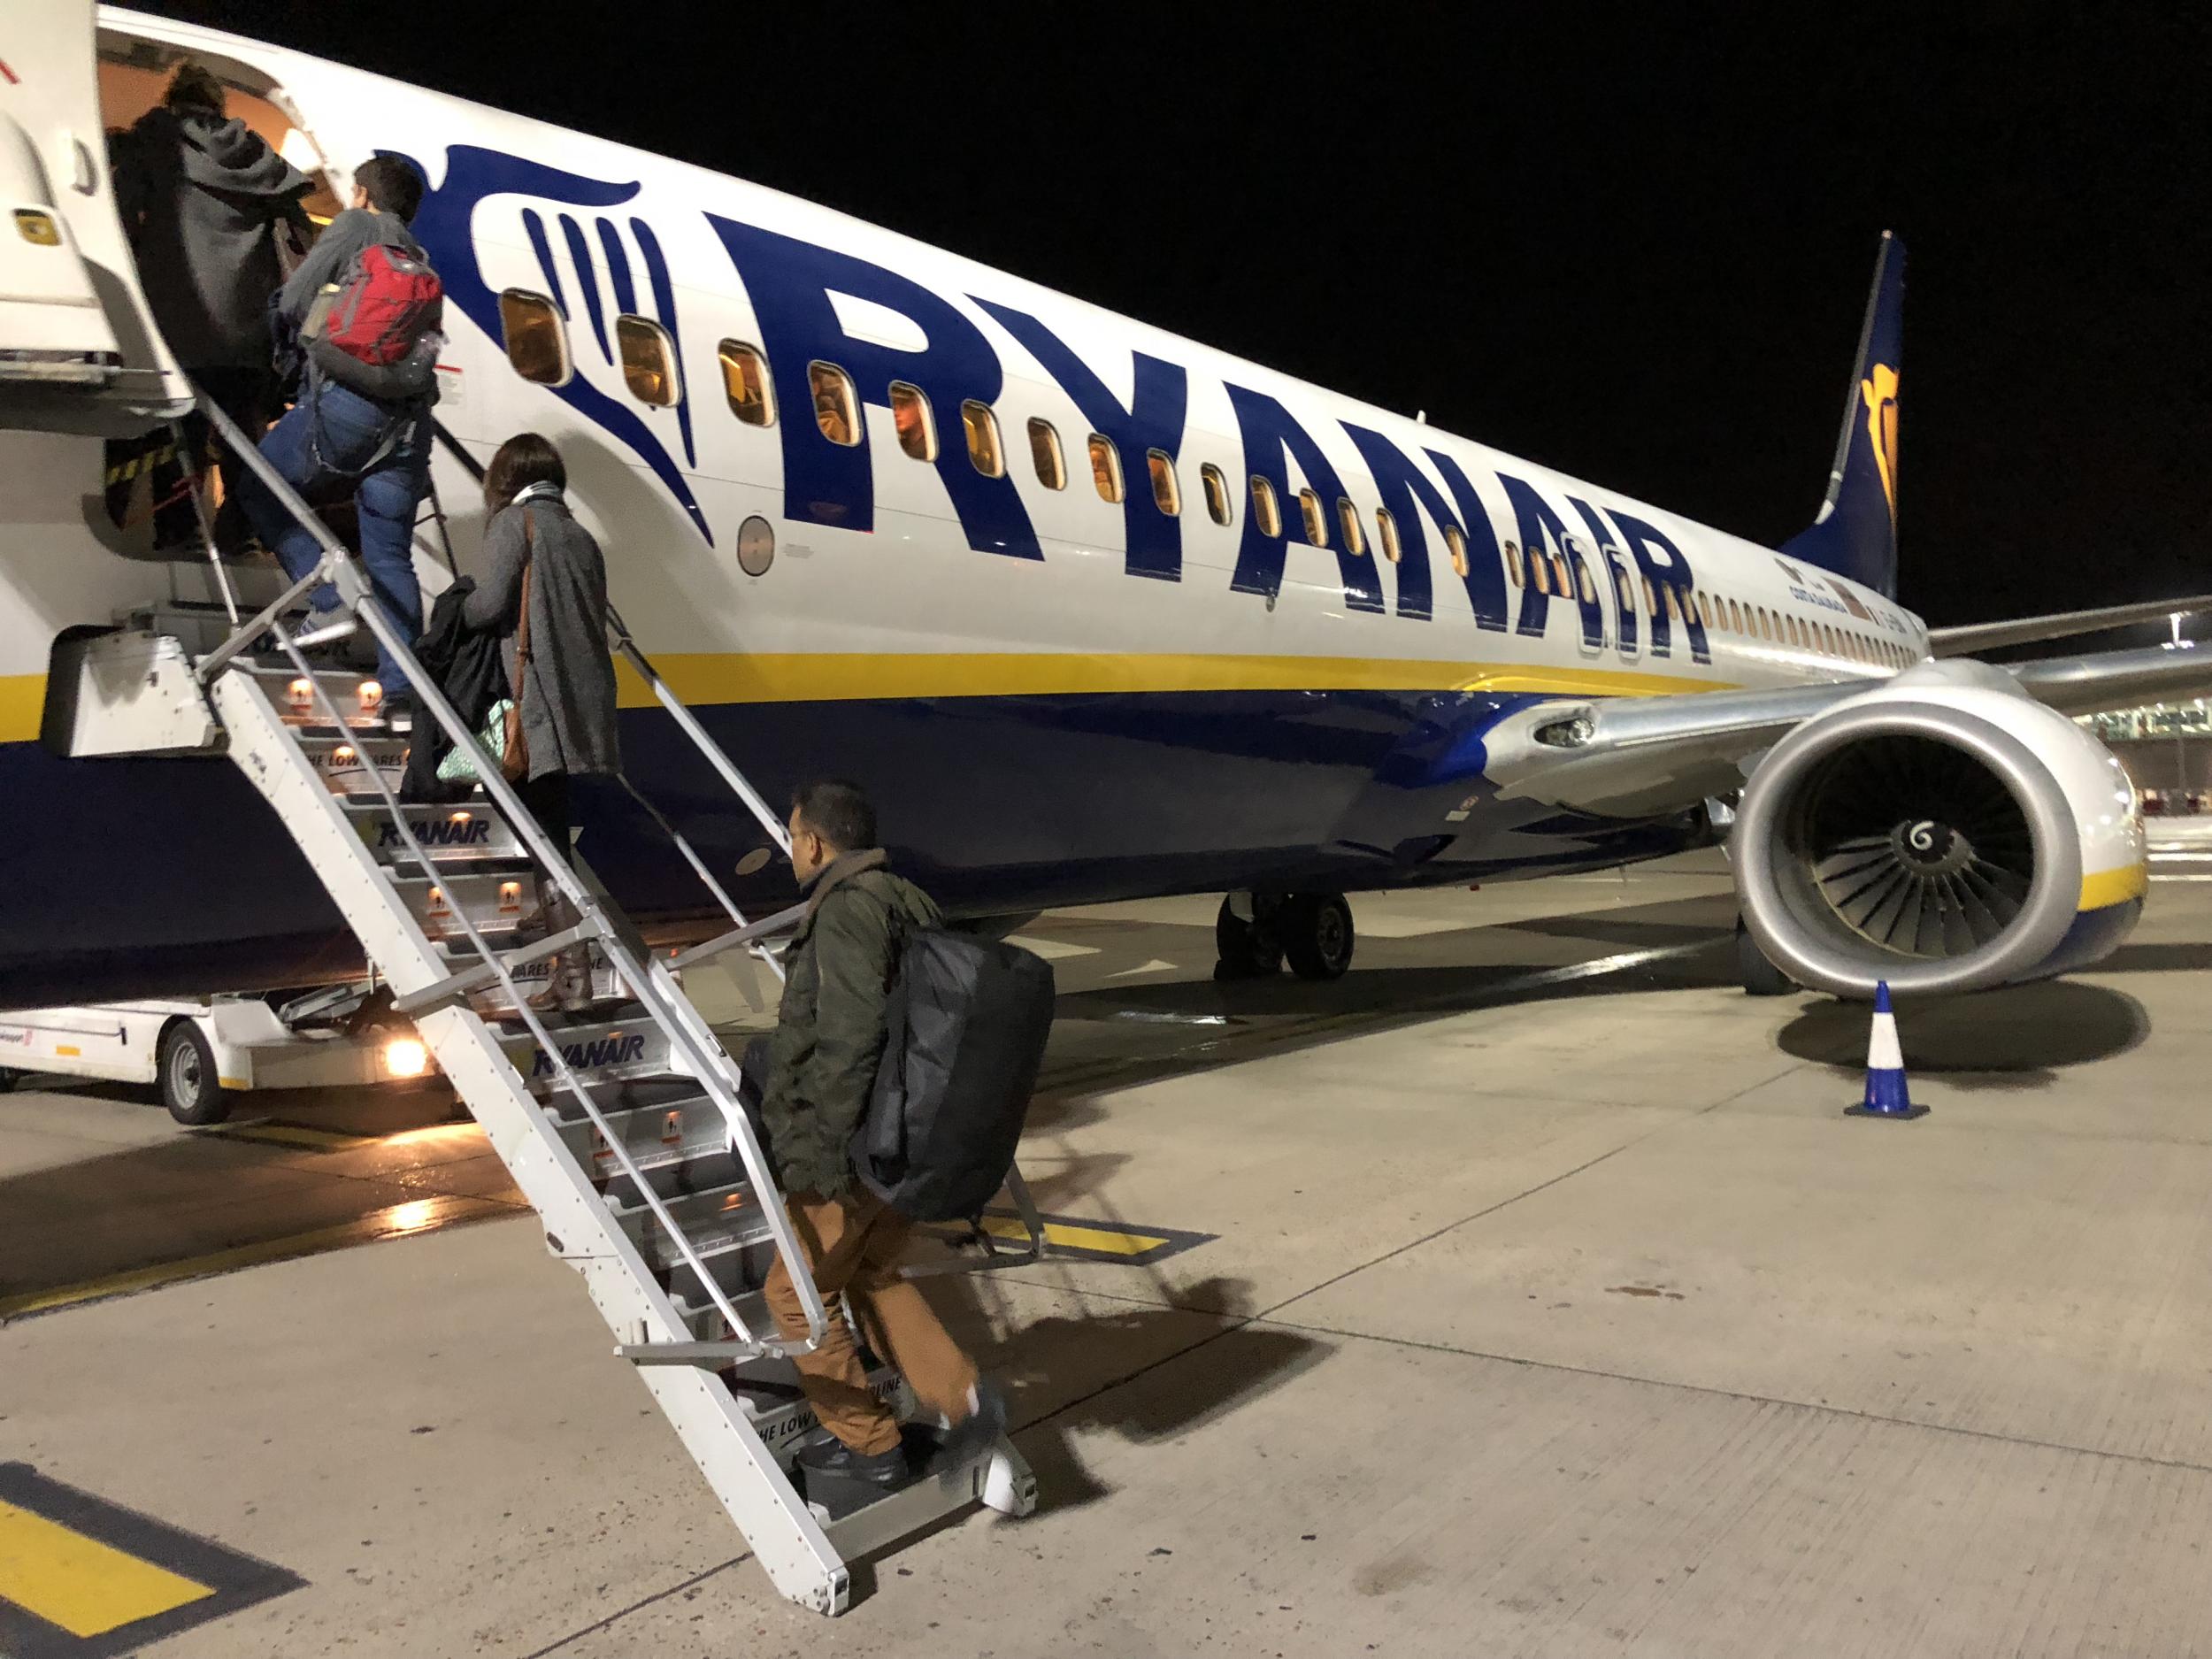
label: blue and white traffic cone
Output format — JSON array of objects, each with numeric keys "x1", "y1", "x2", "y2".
[{"x1": 1845, "y1": 979, "x2": 1926, "y2": 1119}]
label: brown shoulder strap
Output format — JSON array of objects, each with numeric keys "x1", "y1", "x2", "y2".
[{"x1": 512, "y1": 509, "x2": 535, "y2": 703}]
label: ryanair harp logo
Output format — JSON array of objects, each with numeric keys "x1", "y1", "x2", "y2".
[{"x1": 1861, "y1": 362, "x2": 1901, "y2": 523}]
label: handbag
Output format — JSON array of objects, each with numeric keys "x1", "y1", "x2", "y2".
[
  {"x1": 433, "y1": 510, "x2": 534, "y2": 785},
  {"x1": 500, "y1": 511, "x2": 535, "y2": 783}
]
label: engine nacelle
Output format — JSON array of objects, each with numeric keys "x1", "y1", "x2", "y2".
[{"x1": 1735, "y1": 662, "x2": 2146, "y2": 998}]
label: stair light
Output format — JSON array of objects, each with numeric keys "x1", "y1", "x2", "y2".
[
  {"x1": 381, "y1": 1035, "x2": 430, "y2": 1079},
  {"x1": 288, "y1": 678, "x2": 313, "y2": 713},
  {"x1": 357, "y1": 680, "x2": 384, "y2": 714},
  {"x1": 332, "y1": 744, "x2": 356, "y2": 764}
]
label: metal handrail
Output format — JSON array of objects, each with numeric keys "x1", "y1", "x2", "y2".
[{"x1": 193, "y1": 389, "x2": 830, "y2": 1356}]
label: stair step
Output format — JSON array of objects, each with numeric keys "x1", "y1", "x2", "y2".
[
  {"x1": 618, "y1": 1181, "x2": 772, "y2": 1256},
  {"x1": 733, "y1": 1369, "x2": 910, "y2": 1464},
  {"x1": 296, "y1": 732, "x2": 409, "y2": 795},
  {"x1": 498, "y1": 1010, "x2": 680, "y2": 1093},
  {"x1": 674, "y1": 1285, "x2": 772, "y2": 1343},
  {"x1": 390, "y1": 872, "x2": 534, "y2": 941},
  {"x1": 242, "y1": 661, "x2": 393, "y2": 727},
  {"x1": 603, "y1": 1147, "x2": 747, "y2": 1214},
  {"x1": 547, "y1": 1081, "x2": 729, "y2": 1171},
  {"x1": 345, "y1": 797, "x2": 528, "y2": 865},
  {"x1": 469, "y1": 950, "x2": 629, "y2": 1018}
]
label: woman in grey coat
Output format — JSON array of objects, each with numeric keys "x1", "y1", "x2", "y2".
[{"x1": 463, "y1": 434, "x2": 621, "y2": 1011}]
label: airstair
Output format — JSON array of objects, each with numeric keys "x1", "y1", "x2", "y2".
[{"x1": 72, "y1": 389, "x2": 1041, "y2": 1616}]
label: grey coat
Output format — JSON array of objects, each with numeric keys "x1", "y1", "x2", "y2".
[
  {"x1": 275, "y1": 207, "x2": 424, "y2": 328},
  {"x1": 111, "y1": 109, "x2": 311, "y2": 368},
  {"x1": 460, "y1": 496, "x2": 621, "y2": 780}
]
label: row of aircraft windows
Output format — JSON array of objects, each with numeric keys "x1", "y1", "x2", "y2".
[{"x1": 496, "y1": 289, "x2": 1919, "y2": 669}]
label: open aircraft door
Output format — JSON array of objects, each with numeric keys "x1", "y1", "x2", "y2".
[{"x1": 0, "y1": 2, "x2": 190, "y2": 434}]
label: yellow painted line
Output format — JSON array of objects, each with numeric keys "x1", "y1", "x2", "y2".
[
  {"x1": 2081, "y1": 863, "x2": 2150, "y2": 910},
  {"x1": 213, "y1": 1121, "x2": 367, "y2": 1149},
  {"x1": 0, "y1": 1496, "x2": 214, "y2": 1637},
  {"x1": 613, "y1": 650, "x2": 1734, "y2": 710},
  {"x1": 0, "y1": 1194, "x2": 511, "y2": 1321},
  {"x1": 0, "y1": 672, "x2": 39, "y2": 745},
  {"x1": 974, "y1": 1216, "x2": 1171, "y2": 1257}
]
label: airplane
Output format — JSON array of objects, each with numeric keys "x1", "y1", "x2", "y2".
[{"x1": 5, "y1": 4, "x2": 2210, "y2": 1015}]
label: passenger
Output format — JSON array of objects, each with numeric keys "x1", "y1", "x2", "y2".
[
  {"x1": 891, "y1": 393, "x2": 927, "y2": 457},
  {"x1": 108, "y1": 61, "x2": 311, "y2": 549},
  {"x1": 233, "y1": 155, "x2": 438, "y2": 722},
  {"x1": 815, "y1": 387, "x2": 852, "y2": 446},
  {"x1": 461, "y1": 434, "x2": 622, "y2": 1013},
  {"x1": 756, "y1": 780, "x2": 1007, "y2": 1489}
]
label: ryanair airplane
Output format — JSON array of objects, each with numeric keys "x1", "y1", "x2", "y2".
[{"x1": 3, "y1": 5, "x2": 2206, "y2": 1010}]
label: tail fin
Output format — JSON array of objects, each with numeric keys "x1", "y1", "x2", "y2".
[{"x1": 1780, "y1": 232, "x2": 1905, "y2": 598}]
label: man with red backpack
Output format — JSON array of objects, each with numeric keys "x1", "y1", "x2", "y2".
[{"x1": 233, "y1": 154, "x2": 442, "y2": 728}]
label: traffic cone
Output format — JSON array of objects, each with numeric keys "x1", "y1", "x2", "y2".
[{"x1": 1844, "y1": 980, "x2": 1926, "y2": 1119}]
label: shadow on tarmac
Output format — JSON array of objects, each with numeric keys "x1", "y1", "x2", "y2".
[{"x1": 1774, "y1": 979, "x2": 2153, "y2": 1088}]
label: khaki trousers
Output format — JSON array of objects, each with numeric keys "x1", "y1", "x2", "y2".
[{"x1": 761, "y1": 1189, "x2": 978, "y2": 1457}]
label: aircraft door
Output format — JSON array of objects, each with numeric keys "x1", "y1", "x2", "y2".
[
  {"x1": 0, "y1": 3, "x2": 191, "y2": 435},
  {"x1": 1601, "y1": 540, "x2": 1641, "y2": 662}
]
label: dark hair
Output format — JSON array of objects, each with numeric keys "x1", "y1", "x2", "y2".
[
  {"x1": 483, "y1": 433, "x2": 565, "y2": 513},
  {"x1": 164, "y1": 63, "x2": 227, "y2": 117},
  {"x1": 354, "y1": 154, "x2": 424, "y2": 223},
  {"x1": 791, "y1": 780, "x2": 877, "y2": 855}
]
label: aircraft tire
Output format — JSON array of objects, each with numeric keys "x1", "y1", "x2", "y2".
[
  {"x1": 1282, "y1": 892, "x2": 1356, "y2": 981},
  {"x1": 1214, "y1": 895, "x2": 1284, "y2": 980},
  {"x1": 1736, "y1": 918, "x2": 1796, "y2": 997},
  {"x1": 0, "y1": 1066, "x2": 19, "y2": 1093},
  {"x1": 158, "y1": 1021, "x2": 230, "y2": 1125}
]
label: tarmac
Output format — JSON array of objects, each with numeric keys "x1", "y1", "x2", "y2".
[{"x1": 4, "y1": 839, "x2": 2212, "y2": 1656}]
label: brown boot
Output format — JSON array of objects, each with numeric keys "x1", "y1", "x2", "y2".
[{"x1": 526, "y1": 949, "x2": 596, "y2": 1016}]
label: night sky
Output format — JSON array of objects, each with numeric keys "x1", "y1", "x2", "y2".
[{"x1": 150, "y1": 4, "x2": 2210, "y2": 640}]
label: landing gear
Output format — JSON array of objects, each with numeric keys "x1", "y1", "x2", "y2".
[
  {"x1": 1214, "y1": 894, "x2": 1283, "y2": 981},
  {"x1": 158, "y1": 1020, "x2": 230, "y2": 1125},
  {"x1": 1281, "y1": 892, "x2": 1356, "y2": 981},
  {"x1": 1214, "y1": 891, "x2": 1356, "y2": 982},
  {"x1": 1736, "y1": 918, "x2": 1796, "y2": 997}
]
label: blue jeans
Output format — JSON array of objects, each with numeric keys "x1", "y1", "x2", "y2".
[{"x1": 235, "y1": 380, "x2": 428, "y2": 697}]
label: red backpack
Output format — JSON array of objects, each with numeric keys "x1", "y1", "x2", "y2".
[{"x1": 316, "y1": 242, "x2": 442, "y2": 365}]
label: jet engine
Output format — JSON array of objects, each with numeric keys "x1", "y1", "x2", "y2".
[{"x1": 1733, "y1": 663, "x2": 2146, "y2": 997}]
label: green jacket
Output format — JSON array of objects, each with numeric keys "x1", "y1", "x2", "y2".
[{"x1": 760, "y1": 849, "x2": 941, "y2": 1199}]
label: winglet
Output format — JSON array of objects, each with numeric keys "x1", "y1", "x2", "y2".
[{"x1": 1781, "y1": 233, "x2": 1905, "y2": 599}]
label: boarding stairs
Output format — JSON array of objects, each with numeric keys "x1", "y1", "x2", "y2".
[{"x1": 75, "y1": 388, "x2": 1042, "y2": 1617}]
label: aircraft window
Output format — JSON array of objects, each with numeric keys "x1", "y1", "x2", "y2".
[
  {"x1": 1726, "y1": 596, "x2": 1743, "y2": 633},
  {"x1": 1789, "y1": 616, "x2": 1805, "y2": 649},
  {"x1": 1251, "y1": 475, "x2": 1282, "y2": 538},
  {"x1": 887, "y1": 381, "x2": 936, "y2": 462},
  {"x1": 1825, "y1": 624, "x2": 1839, "y2": 655},
  {"x1": 1663, "y1": 585, "x2": 1682, "y2": 624},
  {"x1": 1088, "y1": 434, "x2": 1124, "y2": 503},
  {"x1": 1503, "y1": 541, "x2": 1524, "y2": 588},
  {"x1": 1298, "y1": 488, "x2": 1326, "y2": 547},
  {"x1": 1443, "y1": 524, "x2": 1470, "y2": 578},
  {"x1": 718, "y1": 341, "x2": 774, "y2": 426},
  {"x1": 1531, "y1": 549, "x2": 1552, "y2": 595},
  {"x1": 616, "y1": 315, "x2": 680, "y2": 406},
  {"x1": 1551, "y1": 551, "x2": 1571, "y2": 594},
  {"x1": 1376, "y1": 506, "x2": 1403, "y2": 565},
  {"x1": 1201, "y1": 462, "x2": 1233, "y2": 525},
  {"x1": 1339, "y1": 498, "x2": 1367, "y2": 557},
  {"x1": 1577, "y1": 562, "x2": 1597, "y2": 604},
  {"x1": 1147, "y1": 450, "x2": 1181, "y2": 516},
  {"x1": 810, "y1": 362, "x2": 860, "y2": 446},
  {"x1": 963, "y1": 400, "x2": 1006, "y2": 477},
  {"x1": 1753, "y1": 607, "x2": 1768, "y2": 641},
  {"x1": 499, "y1": 288, "x2": 570, "y2": 386},
  {"x1": 1641, "y1": 576, "x2": 1658, "y2": 618},
  {"x1": 1028, "y1": 418, "x2": 1066, "y2": 489}
]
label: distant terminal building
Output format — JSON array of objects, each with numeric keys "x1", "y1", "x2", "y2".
[{"x1": 2081, "y1": 701, "x2": 2211, "y2": 811}]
